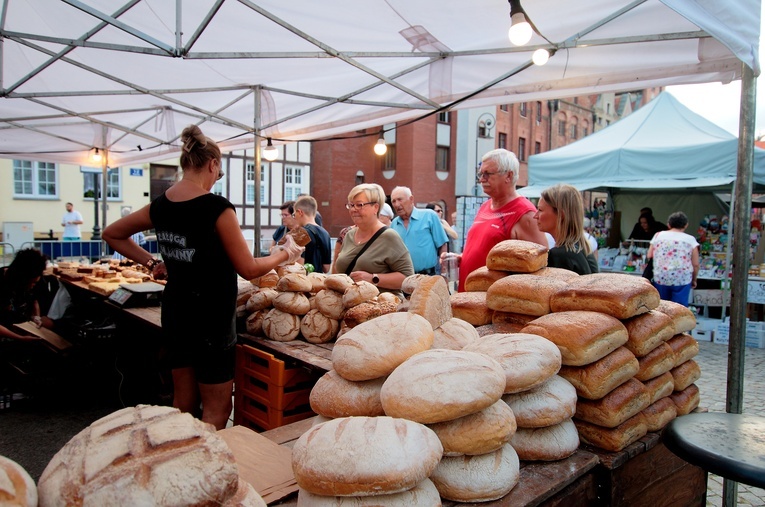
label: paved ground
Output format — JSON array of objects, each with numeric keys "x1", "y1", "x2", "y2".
[{"x1": 1, "y1": 339, "x2": 763, "y2": 505}]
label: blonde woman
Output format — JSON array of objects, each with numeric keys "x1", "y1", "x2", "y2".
[
  {"x1": 534, "y1": 183, "x2": 598, "y2": 275},
  {"x1": 332, "y1": 183, "x2": 413, "y2": 296}
]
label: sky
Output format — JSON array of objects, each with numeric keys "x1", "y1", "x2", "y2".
[{"x1": 665, "y1": 5, "x2": 764, "y2": 139}]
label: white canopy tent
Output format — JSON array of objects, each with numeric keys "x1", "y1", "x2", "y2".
[{"x1": 0, "y1": 0, "x2": 760, "y2": 167}]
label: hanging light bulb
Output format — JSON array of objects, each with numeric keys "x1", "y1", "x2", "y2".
[
  {"x1": 263, "y1": 138, "x2": 278, "y2": 161},
  {"x1": 508, "y1": 0, "x2": 532, "y2": 46},
  {"x1": 92, "y1": 148, "x2": 102, "y2": 162},
  {"x1": 532, "y1": 48, "x2": 550, "y2": 66},
  {"x1": 373, "y1": 131, "x2": 387, "y2": 156}
]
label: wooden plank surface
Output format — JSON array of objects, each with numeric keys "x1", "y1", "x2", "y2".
[
  {"x1": 238, "y1": 333, "x2": 333, "y2": 372},
  {"x1": 13, "y1": 321, "x2": 72, "y2": 351},
  {"x1": 121, "y1": 305, "x2": 162, "y2": 329}
]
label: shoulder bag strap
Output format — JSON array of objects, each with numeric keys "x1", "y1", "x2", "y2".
[{"x1": 345, "y1": 227, "x2": 387, "y2": 275}]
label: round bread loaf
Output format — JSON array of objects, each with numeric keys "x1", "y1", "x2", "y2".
[
  {"x1": 502, "y1": 375, "x2": 577, "y2": 428},
  {"x1": 332, "y1": 312, "x2": 434, "y2": 381},
  {"x1": 521, "y1": 311, "x2": 629, "y2": 366},
  {"x1": 432, "y1": 317, "x2": 480, "y2": 350},
  {"x1": 276, "y1": 263, "x2": 307, "y2": 278},
  {"x1": 486, "y1": 239, "x2": 548, "y2": 273},
  {"x1": 669, "y1": 383, "x2": 700, "y2": 415},
  {"x1": 670, "y1": 359, "x2": 701, "y2": 391},
  {"x1": 291, "y1": 416, "x2": 443, "y2": 497},
  {"x1": 222, "y1": 478, "x2": 267, "y2": 507},
  {"x1": 464, "y1": 266, "x2": 508, "y2": 292},
  {"x1": 641, "y1": 371, "x2": 675, "y2": 405},
  {"x1": 306, "y1": 272, "x2": 328, "y2": 293},
  {"x1": 287, "y1": 226, "x2": 312, "y2": 247},
  {"x1": 296, "y1": 478, "x2": 441, "y2": 506},
  {"x1": 486, "y1": 274, "x2": 568, "y2": 316},
  {"x1": 623, "y1": 310, "x2": 675, "y2": 357},
  {"x1": 430, "y1": 443, "x2": 520, "y2": 502},
  {"x1": 251, "y1": 270, "x2": 278, "y2": 288},
  {"x1": 640, "y1": 397, "x2": 677, "y2": 432},
  {"x1": 0, "y1": 455, "x2": 37, "y2": 507},
  {"x1": 315, "y1": 289, "x2": 346, "y2": 320},
  {"x1": 262, "y1": 308, "x2": 301, "y2": 341},
  {"x1": 575, "y1": 413, "x2": 648, "y2": 452},
  {"x1": 666, "y1": 332, "x2": 699, "y2": 367},
  {"x1": 549, "y1": 273, "x2": 660, "y2": 319},
  {"x1": 463, "y1": 333, "x2": 562, "y2": 393},
  {"x1": 574, "y1": 378, "x2": 651, "y2": 429},
  {"x1": 408, "y1": 276, "x2": 453, "y2": 329},
  {"x1": 301, "y1": 309, "x2": 340, "y2": 344},
  {"x1": 342, "y1": 281, "x2": 379, "y2": 308},
  {"x1": 245, "y1": 288, "x2": 278, "y2": 313},
  {"x1": 343, "y1": 300, "x2": 397, "y2": 329},
  {"x1": 377, "y1": 292, "x2": 401, "y2": 305},
  {"x1": 510, "y1": 418, "x2": 579, "y2": 461},
  {"x1": 37, "y1": 405, "x2": 238, "y2": 507},
  {"x1": 635, "y1": 341, "x2": 676, "y2": 381},
  {"x1": 272, "y1": 291, "x2": 311, "y2": 315},
  {"x1": 529, "y1": 266, "x2": 581, "y2": 281},
  {"x1": 380, "y1": 349, "x2": 506, "y2": 423},
  {"x1": 309, "y1": 370, "x2": 386, "y2": 418},
  {"x1": 654, "y1": 299, "x2": 697, "y2": 334},
  {"x1": 401, "y1": 274, "x2": 430, "y2": 295},
  {"x1": 237, "y1": 284, "x2": 257, "y2": 306},
  {"x1": 427, "y1": 400, "x2": 517, "y2": 456},
  {"x1": 558, "y1": 346, "x2": 639, "y2": 400},
  {"x1": 325, "y1": 274, "x2": 355, "y2": 293},
  {"x1": 276, "y1": 272, "x2": 312, "y2": 292},
  {"x1": 245, "y1": 309, "x2": 268, "y2": 336},
  {"x1": 449, "y1": 291, "x2": 492, "y2": 326}
]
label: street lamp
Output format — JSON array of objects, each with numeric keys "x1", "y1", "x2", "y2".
[{"x1": 474, "y1": 112, "x2": 496, "y2": 195}]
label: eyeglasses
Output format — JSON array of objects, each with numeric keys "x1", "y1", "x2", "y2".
[
  {"x1": 434, "y1": 208, "x2": 443, "y2": 214},
  {"x1": 345, "y1": 202, "x2": 377, "y2": 210},
  {"x1": 216, "y1": 169, "x2": 225, "y2": 181},
  {"x1": 476, "y1": 170, "x2": 501, "y2": 181},
  {"x1": 280, "y1": 213, "x2": 292, "y2": 218}
]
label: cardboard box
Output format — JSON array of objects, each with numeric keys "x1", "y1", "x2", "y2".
[
  {"x1": 714, "y1": 321, "x2": 765, "y2": 348},
  {"x1": 691, "y1": 328, "x2": 713, "y2": 342}
]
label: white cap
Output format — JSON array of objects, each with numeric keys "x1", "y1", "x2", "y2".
[{"x1": 380, "y1": 203, "x2": 394, "y2": 218}]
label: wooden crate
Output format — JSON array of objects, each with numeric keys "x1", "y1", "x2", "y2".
[
  {"x1": 238, "y1": 394, "x2": 315, "y2": 432},
  {"x1": 237, "y1": 373, "x2": 313, "y2": 411},
  {"x1": 237, "y1": 344, "x2": 317, "y2": 387}
]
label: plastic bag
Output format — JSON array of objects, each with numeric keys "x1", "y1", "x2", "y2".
[{"x1": 47, "y1": 284, "x2": 72, "y2": 320}]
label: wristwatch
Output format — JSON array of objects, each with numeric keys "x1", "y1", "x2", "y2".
[
  {"x1": 146, "y1": 258, "x2": 163, "y2": 270},
  {"x1": 372, "y1": 274, "x2": 380, "y2": 285}
]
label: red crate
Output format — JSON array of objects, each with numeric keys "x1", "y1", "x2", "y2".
[
  {"x1": 236, "y1": 344, "x2": 317, "y2": 387},
  {"x1": 237, "y1": 394, "x2": 315, "y2": 431},
  {"x1": 237, "y1": 373, "x2": 313, "y2": 411}
]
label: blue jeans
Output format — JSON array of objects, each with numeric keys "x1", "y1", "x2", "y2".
[{"x1": 654, "y1": 282, "x2": 692, "y2": 307}]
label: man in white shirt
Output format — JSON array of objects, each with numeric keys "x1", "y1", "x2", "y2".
[{"x1": 61, "y1": 202, "x2": 83, "y2": 241}]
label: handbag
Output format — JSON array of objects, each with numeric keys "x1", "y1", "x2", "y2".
[
  {"x1": 642, "y1": 258, "x2": 654, "y2": 281},
  {"x1": 345, "y1": 227, "x2": 387, "y2": 275}
]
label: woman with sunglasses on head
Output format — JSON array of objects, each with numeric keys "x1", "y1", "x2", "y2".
[
  {"x1": 103, "y1": 125, "x2": 304, "y2": 430},
  {"x1": 534, "y1": 183, "x2": 598, "y2": 275},
  {"x1": 332, "y1": 183, "x2": 413, "y2": 298}
]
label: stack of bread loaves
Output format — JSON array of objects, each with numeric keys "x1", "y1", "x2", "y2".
[
  {"x1": 36, "y1": 405, "x2": 267, "y2": 507},
  {"x1": 240, "y1": 267, "x2": 400, "y2": 344}
]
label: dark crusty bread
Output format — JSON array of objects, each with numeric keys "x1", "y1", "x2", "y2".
[
  {"x1": 549, "y1": 273, "x2": 660, "y2": 319},
  {"x1": 486, "y1": 239, "x2": 548, "y2": 273},
  {"x1": 450, "y1": 291, "x2": 492, "y2": 326},
  {"x1": 464, "y1": 266, "x2": 509, "y2": 292},
  {"x1": 38, "y1": 405, "x2": 238, "y2": 507},
  {"x1": 640, "y1": 397, "x2": 677, "y2": 432},
  {"x1": 654, "y1": 299, "x2": 696, "y2": 334},
  {"x1": 486, "y1": 274, "x2": 569, "y2": 316},
  {"x1": 521, "y1": 311, "x2": 629, "y2": 366},
  {"x1": 574, "y1": 377, "x2": 651, "y2": 428},
  {"x1": 670, "y1": 359, "x2": 701, "y2": 391},
  {"x1": 623, "y1": 310, "x2": 675, "y2": 357},
  {"x1": 528, "y1": 266, "x2": 581, "y2": 281},
  {"x1": 292, "y1": 416, "x2": 443, "y2": 497},
  {"x1": 558, "y1": 346, "x2": 638, "y2": 400},
  {"x1": 641, "y1": 371, "x2": 675, "y2": 405},
  {"x1": 492, "y1": 311, "x2": 536, "y2": 331},
  {"x1": 669, "y1": 383, "x2": 700, "y2": 415},
  {"x1": 666, "y1": 332, "x2": 700, "y2": 368},
  {"x1": 575, "y1": 413, "x2": 648, "y2": 452},
  {"x1": 635, "y1": 341, "x2": 676, "y2": 381}
]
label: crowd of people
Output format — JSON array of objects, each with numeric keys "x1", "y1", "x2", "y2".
[{"x1": 3, "y1": 130, "x2": 702, "y2": 426}]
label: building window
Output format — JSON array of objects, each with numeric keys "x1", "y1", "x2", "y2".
[
  {"x1": 519, "y1": 102, "x2": 527, "y2": 117},
  {"x1": 13, "y1": 160, "x2": 58, "y2": 198},
  {"x1": 260, "y1": 164, "x2": 268, "y2": 205},
  {"x1": 518, "y1": 137, "x2": 526, "y2": 161},
  {"x1": 83, "y1": 169, "x2": 120, "y2": 200},
  {"x1": 246, "y1": 163, "x2": 256, "y2": 204},
  {"x1": 535, "y1": 141, "x2": 541, "y2": 155},
  {"x1": 284, "y1": 166, "x2": 303, "y2": 201},
  {"x1": 436, "y1": 146, "x2": 449, "y2": 172},
  {"x1": 536, "y1": 102, "x2": 542, "y2": 123},
  {"x1": 558, "y1": 121, "x2": 566, "y2": 136},
  {"x1": 384, "y1": 145, "x2": 396, "y2": 171},
  {"x1": 570, "y1": 124, "x2": 577, "y2": 139},
  {"x1": 498, "y1": 132, "x2": 507, "y2": 150},
  {"x1": 499, "y1": 104, "x2": 509, "y2": 112},
  {"x1": 437, "y1": 111, "x2": 450, "y2": 123}
]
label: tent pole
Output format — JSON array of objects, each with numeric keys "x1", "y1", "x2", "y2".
[
  {"x1": 253, "y1": 86, "x2": 263, "y2": 258},
  {"x1": 100, "y1": 149, "x2": 108, "y2": 257},
  {"x1": 723, "y1": 60, "x2": 757, "y2": 507}
]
